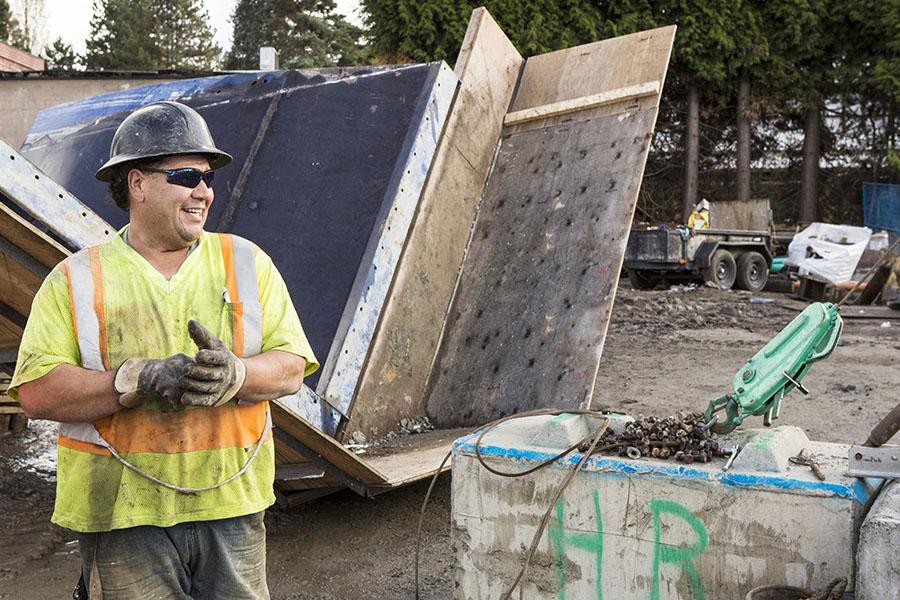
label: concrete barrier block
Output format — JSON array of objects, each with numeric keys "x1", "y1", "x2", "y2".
[
  {"x1": 451, "y1": 417, "x2": 872, "y2": 599},
  {"x1": 857, "y1": 479, "x2": 900, "y2": 599},
  {"x1": 530, "y1": 413, "x2": 590, "y2": 449},
  {"x1": 730, "y1": 425, "x2": 809, "y2": 472}
]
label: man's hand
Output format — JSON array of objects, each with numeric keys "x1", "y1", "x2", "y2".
[
  {"x1": 114, "y1": 353, "x2": 195, "y2": 408},
  {"x1": 180, "y1": 320, "x2": 247, "y2": 407}
]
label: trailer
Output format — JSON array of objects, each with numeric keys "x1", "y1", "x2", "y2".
[{"x1": 624, "y1": 227, "x2": 773, "y2": 291}]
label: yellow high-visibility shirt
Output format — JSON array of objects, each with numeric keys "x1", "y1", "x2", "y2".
[
  {"x1": 688, "y1": 209, "x2": 710, "y2": 229},
  {"x1": 9, "y1": 228, "x2": 318, "y2": 532}
]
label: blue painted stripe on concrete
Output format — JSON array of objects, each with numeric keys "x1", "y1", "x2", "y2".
[{"x1": 454, "y1": 433, "x2": 873, "y2": 504}]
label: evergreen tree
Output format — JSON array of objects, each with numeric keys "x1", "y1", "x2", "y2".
[
  {"x1": 42, "y1": 37, "x2": 79, "y2": 69},
  {"x1": 85, "y1": 0, "x2": 158, "y2": 70},
  {"x1": 226, "y1": 0, "x2": 369, "y2": 70},
  {"x1": 361, "y1": 0, "x2": 604, "y2": 63},
  {"x1": 0, "y1": 0, "x2": 25, "y2": 50},
  {"x1": 0, "y1": 0, "x2": 11, "y2": 42},
  {"x1": 152, "y1": 0, "x2": 221, "y2": 69},
  {"x1": 85, "y1": 0, "x2": 220, "y2": 70}
]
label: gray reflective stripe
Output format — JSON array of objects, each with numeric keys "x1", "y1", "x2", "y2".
[
  {"x1": 231, "y1": 235, "x2": 262, "y2": 357},
  {"x1": 67, "y1": 250, "x2": 104, "y2": 372},
  {"x1": 58, "y1": 421, "x2": 110, "y2": 447}
]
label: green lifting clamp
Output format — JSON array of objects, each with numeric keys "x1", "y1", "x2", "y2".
[{"x1": 704, "y1": 302, "x2": 843, "y2": 434}]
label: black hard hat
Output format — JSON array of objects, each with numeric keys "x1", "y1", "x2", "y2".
[{"x1": 95, "y1": 101, "x2": 232, "y2": 182}]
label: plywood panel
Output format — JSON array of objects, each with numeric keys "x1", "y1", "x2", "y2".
[
  {"x1": 0, "y1": 201, "x2": 69, "y2": 268},
  {"x1": 508, "y1": 25, "x2": 675, "y2": 133},
  {"x1": 426, "y1": 109, "x2": 658, "y2": 426},
  {"x1": 343, "y1": 8, "x2": 524, "y2": 440},
  {"x1": 0, "y1": 199, "x2": 70, "y2": 351},
  {"x1": 271, "y1": 400, "x2": 388, "y2": 486}
]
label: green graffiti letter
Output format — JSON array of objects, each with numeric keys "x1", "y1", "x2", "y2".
[
  {"x1": 549, "y1": 492, "x2": 604, "y2": 600},
  {"x1": 650, "y1": 499, "x2": 707, "y2": 600}
]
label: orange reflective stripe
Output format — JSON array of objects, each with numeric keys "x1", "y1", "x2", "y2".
[
  {"x1": 219, "y1": 233, "x2": 239, "y2": 303},
  {"x1": 231, "y1": 302, "x2": 244, "y2": 357},
  {"x1": 88, "y1": 247, "x2": 110, "y2": 371},
  {"x1": 218, "y1": 233, "x2": 244, "y2": 356},
  {"x1": 58, "y1": 402, "x2": 270, "y2": 455}
]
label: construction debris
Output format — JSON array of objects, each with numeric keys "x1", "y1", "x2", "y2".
[{"x1": 578, "y1": 412, "x2": 728, "y2": 463}]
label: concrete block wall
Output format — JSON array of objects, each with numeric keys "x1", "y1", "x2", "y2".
[{"x1": 451, "y1": 415, "x2": 872, "y2": 599}]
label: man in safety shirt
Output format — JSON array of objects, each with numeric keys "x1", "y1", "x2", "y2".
[
  {"x1": 688, "y1": 198, "x2": 711, "y2": 229},
  {"x1": 8, "y1": 101, "x2": 318, "y2": 599}
]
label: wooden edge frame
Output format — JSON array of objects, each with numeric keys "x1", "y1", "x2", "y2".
[
  {"x1": 271, "y1": 400, "x2": 389, "y2": 487},
  {"x1": 504, "y1": 81, "x2": 660, "y2": 126}
]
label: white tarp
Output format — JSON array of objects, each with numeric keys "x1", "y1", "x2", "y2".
[{"x1": 786, "y1": 223, "x2": 872, "y2": 283}]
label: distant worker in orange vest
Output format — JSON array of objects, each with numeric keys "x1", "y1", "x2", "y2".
[
  {"x1": 9, "y1": 101, "x2": 318, "y2": 599},
  {"x1": 688, "y1": 198, "x2": 711, "y2": 229}
]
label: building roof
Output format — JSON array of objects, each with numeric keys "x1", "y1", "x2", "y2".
[{"x1": 0, "y1": 41, "x2": 43, "y2": 72}]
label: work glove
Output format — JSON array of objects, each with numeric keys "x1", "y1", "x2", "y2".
[
  {"x1": 179, "y1": 320, "x2": 247, "y2": 407},
  {"x1": 114, "y1": 353, "x2": 196, "y2": 409}
]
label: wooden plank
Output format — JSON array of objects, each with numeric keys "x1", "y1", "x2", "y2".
[
  {"x1": 504, "y1": 81, "x2": 659, "y2": 126},
  {"x1": 271, "y1": 400, "x2": 389, "y2": 486},
  {"x1": 841, "y1": 306, "x2": 900, "y2": 320},
  {"x1": 0, "y1": 200, "x2": 69, "y2": 268},
  {"x1": 367, "y1": 439, "x2": 457, "y2": 488},
  {"x1": 0, "y1": 197, "x2": 71, "y2": 352},
  {"x1": 426, "y1": 109, "x2": 659, "y2": 426},
  {"x1": 508, "y1": 25, "x2": 676, "y2": 133},
  {"x1": 0, "y1": 404, "x2": 23, "y2": 414},
  {"x1": 342, "y1": 7, "x2": 524, "y2": 440}
]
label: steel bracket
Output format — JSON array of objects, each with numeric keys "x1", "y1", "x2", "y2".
[{"x1": 848, "y1": 444, "x2": 900, "y2": 479}]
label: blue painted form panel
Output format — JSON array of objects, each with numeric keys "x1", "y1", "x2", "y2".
[{"x1": 20, "y1": 64, "x2": 452, "y2": 434}]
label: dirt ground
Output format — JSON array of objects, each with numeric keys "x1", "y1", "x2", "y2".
[{"x1": 2, "y1": 281, "x2": 898, "y2": 599}]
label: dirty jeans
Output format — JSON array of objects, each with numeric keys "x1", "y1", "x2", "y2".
[{"x1": 77, "y1": 511, "x2": 269, "y2": 600}]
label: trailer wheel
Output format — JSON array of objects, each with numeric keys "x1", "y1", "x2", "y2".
[
  {"x1": 703, "y1": 249, "x2": 736, "y2": 289},
  {"x1": 736, "y1": 251, "x2": 768, "y2": 292},
  {"x1": 628, "y1": 269, "x2": 659, "y2": 290}
]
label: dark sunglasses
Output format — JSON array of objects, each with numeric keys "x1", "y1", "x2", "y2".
[{"x1": 140, "y1": 167, "x2": 215, "y2": 189}]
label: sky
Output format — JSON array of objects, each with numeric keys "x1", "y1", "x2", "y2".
[{"x1": 37, "y1": 0, "x2": 363, "y2": 56}]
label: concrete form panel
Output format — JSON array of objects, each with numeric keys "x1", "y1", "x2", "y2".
[
  {"x1": 451, "y1": 419, "x2": 870, "y2": 599},
  {"x1": 319, "y1": 63, "x2": 458, "y2": 420},
  {"x1": 343, "y1": 8, "x2": 524, "y2": 440},
  {"x1": 426, "y1": 110, "x2": 656, "y2": 426},
  {"x1": 424, "y1": 23, "x2": 674, "y2": 428}
]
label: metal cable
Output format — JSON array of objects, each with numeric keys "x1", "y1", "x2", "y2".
[{"x1": 99, "y1": 410, "x2": 270, "y2": 493}]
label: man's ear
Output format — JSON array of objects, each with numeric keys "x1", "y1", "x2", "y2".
[{"x1": 127, "y1": 168, "x2": 146, "y2": 204}]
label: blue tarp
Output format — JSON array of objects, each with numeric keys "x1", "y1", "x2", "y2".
[{"x1": 862, "y1": 181, "x2": 900, "y2": 233}]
